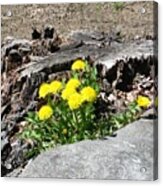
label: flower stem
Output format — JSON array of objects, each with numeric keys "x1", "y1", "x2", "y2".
[{"x1": 72, "y1": 110, "x2": 78, "y2": 125}]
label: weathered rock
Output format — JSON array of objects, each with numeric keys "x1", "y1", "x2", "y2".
[
  {"x1": 19, "y1": 47, "x2": 31, "y2": 56},
  {"x1": 1, "y1": 36, "x2": 15, "y2": 48},
  {"x1": 8, "y1": 49, "x2": 22, "y2": 61},
  {"x1": 69, "y1": 30, "x2": 122, "y2": 46},
  {"x1": 1, "y1": 103, "x2": 11, "y2": 120},
  {"x1": 1, "y1": 140, "x2": 30, "y2": 176},
  {"x1": 7, "y1": 49, "x2": 22, "y2": 71},
  {"x1": 19, "y1": 110, "x2": 158, "y2": 180},
  {"x1": 1, "y1": 139, "x2": 12, "y2": 162},
  {"x1": 18, "y1": 39, "x2": 156, "y2": 80},
  {"x1": 30, "y1": 37, "x2": 61, "y2": 56},
  {"x1": 1, "y1": 38, "x2": 31, "y2": 58}
]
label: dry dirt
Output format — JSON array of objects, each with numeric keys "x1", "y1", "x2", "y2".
[{"x1": 1, "y1": 1, "x2": 156, "y2": 41}]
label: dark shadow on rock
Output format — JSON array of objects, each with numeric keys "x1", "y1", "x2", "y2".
[{"x1": 141, "y1": 114, "x2": 158, "y2": 120}]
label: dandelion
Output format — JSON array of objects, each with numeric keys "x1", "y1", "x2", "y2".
[
  {"x1": 38, "y1": 105, "x2": 53, "y2": 120},
  {"x1": 71, "y1": 59, "x2": 86, "y2": 71},
  {"x1": 61, "y1": 87, "x2": 77, "y2": 100},
  {"x1": 68, "y1": 92, "x2": 83, "y2": 110},
  {"x1": 66, "y1": 78, "x2": 81, "y2": 89},
  {"x1": 62, "y1": 128, "x2": 68, "y2": 135},
  {"x1": 39, "y1": 83, "x2": 50, "y2": 98},
  {"x1": 49, "y1": 80, "x2": 62, "y2": 94},
  {"x1": 137, "y1": 95, "x2": 151, "y2": 108},
  {"x1": 81, "y1": 86, "x2": 97, "y2": 102}
]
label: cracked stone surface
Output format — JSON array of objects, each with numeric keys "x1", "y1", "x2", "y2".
[{"x1": 19, "y1": 109, "x2": 158, "y2": 180}]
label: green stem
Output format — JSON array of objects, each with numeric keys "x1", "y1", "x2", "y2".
[
  {"x1": 72, "y1": 110, "x2": 78, "y2": 126},
  {"x1": 47, "y1": 95, "x2": 52, "y2": 105}
]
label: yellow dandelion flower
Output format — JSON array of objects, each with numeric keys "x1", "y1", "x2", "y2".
[
  {"x1": 49, "y1": 80, "x2": 62, "y2": 94},
  {"x1": 61, "y1": 87, "x2": 77, "y2": 100},
  {"x1": 71, "y1": 59, "x2": 86, "y2": 71},
  {"x1": 81, "y1": 86, "x2": 97, "y2": 102},
  {"x1": 39, "y1": 83, "x2": 50, "y2": 98},
  {"x1": 62, "y1": 128, "x2": 68, "y2": 135},
  {"x1": 137, "y1": 95, "x2": 151, "y2": 108},
  {"x1": 68, "y1": 92, "x2": 83, "y2": 110},
  {"x1": 66, "y1": 78, "x2": 81, "y2": 89},
  {"x1": 38, "y1": 105, "x2": 53, "y2": 120}
]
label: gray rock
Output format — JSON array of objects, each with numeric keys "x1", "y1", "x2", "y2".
[
  {"x1": 69, "y1": 30, "x2": 105, "y2": 46},
  {"x1": 8, "y1": 49, "x2": 22, "y2": 63},
  {"x1": 2, "y1": 36, "x2": 15, "y2": 45},
  {"x1": 19, "y1": 47, "x2": 31, "y2": 56},
  {"x1": 19, "y1": 110, "x2": 158, "y2": 180},
  {"x1": 1, "y1": 140, "x2": 29, "y2": 176},
  {"x1": 1, "y1": 139, "x2": 12, "y2": 161},
  {"x1": 2, "y1": 49, "x2": 22, "y2": 72},
  {"x1": 1, "y1": 38, "x2": 31, "y2": 58}
]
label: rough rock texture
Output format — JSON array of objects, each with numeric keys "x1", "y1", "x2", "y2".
[
  {"x1": 18, "y1": 37, "x2": 156, "y2": 79},
  {"x1": 19, "y1": 110, "x2": 158, "y2": 180}
]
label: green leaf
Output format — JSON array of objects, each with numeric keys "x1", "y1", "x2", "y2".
[{"x1": 27, "y1": 111, "x2": 35, "y2": 118}]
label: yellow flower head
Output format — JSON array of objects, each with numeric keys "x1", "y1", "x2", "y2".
[
  {"x1": 49, "y1": 80, "x2": 62, "y2": 94},
  {"x1": 66, "y1": 78, "x2": 81, "y2": 89},
  {"x1": 81, "y1": 86, "x2": 97, "y2": 103},
  {"x1": 39, "y1": 83, "x2": 50, "y2": 98},
  {"x1": 61, "y1": 87, "x2": 77, "y2": 100},
  {"x1": 71, "y1": 59, "x2": 86, "y2": 71},
  {"x1": 68, "y1": 92, "x2": 83, "y2": 110},
  {"x1": 38, "y1": 105, "x2": 53, "y2": 120},
  {"x1": 62, "y1": 128, "x2": 68, "y2": 135},
  {"x1": 137, "y1": 95, "x2": 151, "y2": 108}
]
